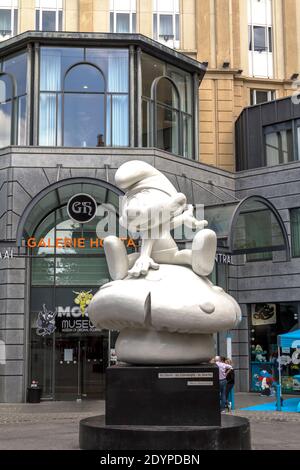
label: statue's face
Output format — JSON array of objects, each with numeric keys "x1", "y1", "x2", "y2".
[{"x1": 120, "y1": 189, "x2": 179, "y2": 233}]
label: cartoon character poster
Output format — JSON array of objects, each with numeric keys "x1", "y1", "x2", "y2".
[{"x1": 251, "y1": 303, "x2": 277, "y2": 326}]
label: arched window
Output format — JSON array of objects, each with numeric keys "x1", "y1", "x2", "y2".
[
  {"x1": 0, "y1": 73, "x2": 15, "y2": 146},
  {"x1": 153, "y1": 76, "x2": 180, "y2": 155},
  {"x1": 63, "y1": 63, "x2": 106, "y2": 147}
]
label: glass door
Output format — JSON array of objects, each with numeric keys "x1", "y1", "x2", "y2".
[
  {"x1": 55, "y1": 336, "x2": 80, "y2": 400},
  {"x1": 81, "y1": 333, "x2": 108, "y2": 399}
]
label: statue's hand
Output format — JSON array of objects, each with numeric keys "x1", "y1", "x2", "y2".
[
  {"x1": 182, "y1": 205, "x2": 208, "y2": 230},
  {"x1": 128, "y1": 255, "x2": 159, "y2": 278}
]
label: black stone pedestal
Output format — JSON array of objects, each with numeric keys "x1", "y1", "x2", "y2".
[
  {"x1": 106, "y1": 364, "x2": 220, "y2": 427},
  {"x1": 79, "y1": 364, "x2": 251, "y2": 450},
  {"x1": 79, "y1": 414, "x2": 251, "y2": 450}
]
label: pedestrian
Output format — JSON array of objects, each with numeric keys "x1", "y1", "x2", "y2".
[
  {"x1": 215, "y1": 356, "x2": 233, "y2": 412},
  {"x1": 225, "y1": 358, "x2": 234, "y2": 411}
]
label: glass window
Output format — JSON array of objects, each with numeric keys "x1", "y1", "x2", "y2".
[
  {"x1": 40, "y1": 48, "x2": 84, "y2": 92},
  {"x1": 153, "y1": 0, "x2": 180, "y2": 48},
  {"x1": 232, "y1": 199, "x2": 285, "y2": 256},
  {"x1": 250, "y1": 89, "x2": 275, "y2": 105},
  {"x1": 156, "y1": 76, "x2": 179, "y2": 108},
  {"x1": 141, "y1": 52, "x2": 194, "y2": 158},
  {"x1": 265, "y1": 125, "x2": 294, "y2": 166},
  {"x1": 35, "y1": 0, "x2": 63, "y2": 32},
  {"x1": 0, "y1": 9, "x2": 11, "y2": 36},
  {"x1": 3, "y1": 51, "x2": 27, "y2": 96},
  {"x1": 116, "y1": 13, "x2": 130, "y2": 32},
  {"x1": 253, "y1": 26, "x2": 266, "y2": 51},
  {"x1": 290, "y1": 208, "x2": 300, "y2": 258},
  {"x1": 0, "y1": 51, "x2": 28, "y2": 147},
  {"x1": 110, "y1": 0, "x2": 136, "y2": 33},
  {"x1": 63, "y1": 65, "x2": 105, "y2": 148},
  {"x1": 248, "y1": 0, "x2": 273, "y2": 78},
  {"x1": 155, "y1": 78, "x2": 179, "y2": 154},
  {"x1": 39, "y1": 47, "x2": 129, "y2": 148},
  {"x1": 64, "y1": 94, "x2": 105, "y2": 148},
  {"x1": 249, "y1": 26, "x2": 272, "y2": 53},
  {"x1": 141, "y1": 53, "x2": 165, "y2": 98},
  {"x1": 250, "y1": 302, "x2": 299, "y2": 393},
  {"x1": 0, "y1": 5, "x2": 17, "y2": 40},
  {"x1": 64, "y1": 64, "x2": 105, "y2": 93}
]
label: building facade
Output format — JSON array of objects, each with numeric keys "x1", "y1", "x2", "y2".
[{"x1": 0, "y1": 2, "x2": 300, "y2": 403}]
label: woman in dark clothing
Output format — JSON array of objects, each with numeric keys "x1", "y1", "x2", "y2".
[{"x1": 225, "y1": 358, "x2": 234, "y2": 410}]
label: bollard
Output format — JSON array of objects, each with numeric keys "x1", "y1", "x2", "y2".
[{"x1": 276, "y1": 383, "x2": 281, "y2": 411}]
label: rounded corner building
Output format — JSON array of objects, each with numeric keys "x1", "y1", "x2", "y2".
[{"x1": 0, "y1": 30, "x2": 298, "y2": 402}]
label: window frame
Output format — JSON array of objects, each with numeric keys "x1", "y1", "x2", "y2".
[
  {"x1": 151, "y1": 75, "x2": 181, "y2": 156},
  {"x1": 62, "y1": 62, "x2": 107, "y2": 148},
  {"x1": 38, "y1": 47, "x2": 130, "y2": 148},
  {"x1": 0, "y1": 5, "x2": 18, "y2": 39},
  {"x1": 0, "y1": 71, "x2": 16, "y2": 144},
  {"x1": 153, "y1": 0, "x2": 180, "y2": 49},
  {"x1": 248, "y1": 25, "x2": 272, "y2": 53},
  {"x1": 250, "y1": 89, "x2": 276, "y2": 105},
  {"x1": 35, "y1": 6, "x2": 63, "y2": 32},
  {"x1": 264, "y1": 121, "x2": 297, "y2": 167},
  {"x1": 109, "y1": 11, "x2": 136, "y2": 33}
]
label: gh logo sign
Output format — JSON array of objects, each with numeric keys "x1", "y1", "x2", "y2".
[{"x1": 67, "y1": 193, "x2": 97, "y2": 223}]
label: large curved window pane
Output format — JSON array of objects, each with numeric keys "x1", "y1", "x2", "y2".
[
  {"x1": 40, "y1": 48, "x2": 84, "y2": 92},
  {"x1": 64, "y1": 94, "x2": 105, "y2": 147},
  {"x1": 167, "y1": 66, "x2": 192, "y2": 113},
  {"x1": 156, "y1": 105, "x2": 179, "y2": 154},
  {"x1": 64, "y1": 64, "x2": 105, "y2": 93},
  {"x1": 86, "y1": 48, "x2": 129, "y2": 92},
  {"x1": 3, "y1": 52, "x2": 27, "y2": 96},
  {"x1": 156, "y1": 77, "x2": 179, "y2": 109},
  {"x1": 141, "y1": 53, "x2": 164, "y2": 98},
  {"x1": 232, "y1": 200, "x2": 285, "y2": 254}
]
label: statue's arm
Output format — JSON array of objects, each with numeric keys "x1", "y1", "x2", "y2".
[{"x1": 171, "y1": 205, "x2": 208, "y2": 230}]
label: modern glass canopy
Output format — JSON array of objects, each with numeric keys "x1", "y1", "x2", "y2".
[{"x1": 204, "y1": 195, "x2": 290, "y2": 260}]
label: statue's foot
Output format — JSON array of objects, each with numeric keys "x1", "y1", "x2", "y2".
[{"x1": 192, "y1": 229, "x2": 217, "y2": 276}]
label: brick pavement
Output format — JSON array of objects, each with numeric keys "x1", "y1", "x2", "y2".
[{"x1": 0, "y1": 394, "x2": 298, "y2": 449}]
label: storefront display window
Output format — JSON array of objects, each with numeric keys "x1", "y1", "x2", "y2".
[{"x1": 250, "y1": 302, "x2": 300, "y2": 392}]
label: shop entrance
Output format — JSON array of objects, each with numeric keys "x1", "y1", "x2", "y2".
[
  {"x1": 55, "y1": 333, "x2": 108, "y2": 400},
  {"x1": 27, "y1": 181, "x2": 123, "y2": 401}
]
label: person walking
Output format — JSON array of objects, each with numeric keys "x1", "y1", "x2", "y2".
[
  {"x1": 225, "y1": 358, "x2": 234, "y2": 411},
  {"x1": 215, "y1": 356, "x2": 233, "y2": 412}
]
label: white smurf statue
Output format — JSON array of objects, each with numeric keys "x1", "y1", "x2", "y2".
[{"x1": 88, "y1": 161, "x2": 241, "y2": 364}]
